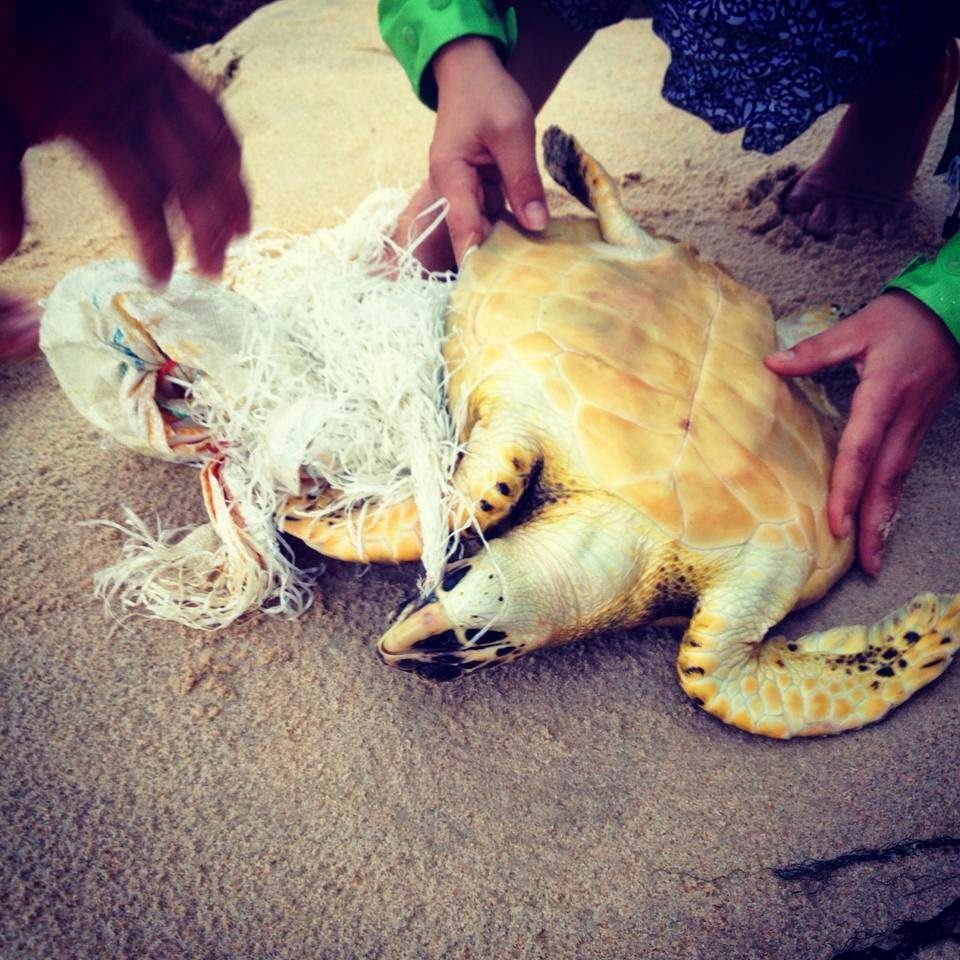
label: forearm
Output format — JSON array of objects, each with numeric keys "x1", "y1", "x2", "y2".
[
  {"x1": 378, "y1": 0, "x2": 518, "y2": 107},
  {"x1": 379, "y1": 0, "x2": 591, "y2": 113},
  {"x1": 885, "y1": 233, "x2": 960, "y2": 343},
  {"x1": 429, "y1": 1, "x2": 591, "y2": 121}
]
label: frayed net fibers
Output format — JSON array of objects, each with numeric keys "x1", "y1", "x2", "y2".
[{"x1": 65, "y1": 191, "x2": 473, "y2": 629}]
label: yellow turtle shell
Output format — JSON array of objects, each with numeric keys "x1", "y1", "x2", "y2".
[
  {"x1": 444, "y1": 216, "x2": 846, "y2": 597},
  {"x1": 368, "y1": 129, "x2": 958, "y2": 739}
]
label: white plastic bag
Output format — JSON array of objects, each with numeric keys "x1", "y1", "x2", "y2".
[{"x1": 40, "y1": 190, "x2": 464, "y2": 629}]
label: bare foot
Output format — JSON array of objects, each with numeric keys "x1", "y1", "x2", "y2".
[
  {"x1": 390, "y1": 181, "x2": 457, "y2": 274},
  {"x1": 783, "y1": 38, "x2": 959, "y2": 240}
]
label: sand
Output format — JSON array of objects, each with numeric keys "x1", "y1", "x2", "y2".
[{"x1": 2, "y1": 3, "x2": 959, "y2": 958}]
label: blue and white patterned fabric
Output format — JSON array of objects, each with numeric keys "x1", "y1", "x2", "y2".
[{"x1": 543, "y1": 0, "x2": 908, "y2": 154}]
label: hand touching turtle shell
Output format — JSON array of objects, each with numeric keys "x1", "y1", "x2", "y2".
[
  {"x1": 767, "y1": 289, "x2": 960, "y2": 575},
  {"x1": 394, "y1": 25, "x2": 960, "y2": 576}
]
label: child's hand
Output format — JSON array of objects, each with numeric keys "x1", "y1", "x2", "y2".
[
  {"x1": 429, "y1": 36, "x2": 548, "y2": 264},
  {"x1": 0, "y1": 0, "x2": 250, "y2": 283},
  {"x1": 765, "y1": 290, "x2": 960, "y2": 574}
]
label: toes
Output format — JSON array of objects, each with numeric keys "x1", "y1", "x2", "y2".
[
  {"x1": 779, "y1": 171, "x2": 809, "y2": 216},
  {"x1": 804, "y1": 199, "x2": 840, "y2": 239},
  {"x1": 745, "y1": 165, "x2": 799, "y2": 210},
  {"x1": 837, "y1": 203, "x2": 883, "y2": 238},
  {"x1": 779, "y1": 165, "x2": 906, "y2": 240},
  {"x1": 832, "y1": 203, "x2": 860, "y2": 236}
]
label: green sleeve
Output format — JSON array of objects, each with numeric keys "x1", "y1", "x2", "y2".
[
  {"x1": 378, "y1": 0, "x2": 518, "y2": 109},
  {"x1": 884, "y1": 233, "x2": 960, "y2": 343}
]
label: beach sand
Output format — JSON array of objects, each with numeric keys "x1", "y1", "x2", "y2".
[{"x1": 2, "y1": 3, "x2": 959, "y2": 957}]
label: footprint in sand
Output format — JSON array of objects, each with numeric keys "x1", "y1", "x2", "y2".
[
  {"x1": 734, "y1": 165, "x2": 811, "y2": 249},
  {"x1": 738, "y1": 164, "x2": 912, "y2": 246}
]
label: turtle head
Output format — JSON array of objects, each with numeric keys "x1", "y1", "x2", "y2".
[{"x1": 376, "y1": 556, "x2": 526, "y2": 682}]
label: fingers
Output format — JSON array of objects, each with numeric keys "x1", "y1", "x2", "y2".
[
  {"x1": 78, "y1": 67, "x2": 250, "y2": 282},
  {"x1": 772, "y1": 295, "x2": 958, "y2": 575},
  {"x1": 147, "y1": 72, "x2": 250, "y2": 276},
  {"x1": 430, "y1": 138, "x2": 546, "y2": 265},
  {"x1": 0, "y1": 295, "x2": 40, "y2": 361},
  {"x1": 827, "y1": 379, "x2": 899, "y2": 542},
  {"x1": 764, "y1": 322, "x2": 863, "y2": 377},
  {"x1": 0, "y1": 121, "x2": 25, "y2": 260},
  {"x1": 428, "y1": 42, "x2": 545, "y2": 265},
  {"x1": 170, "y1": 69, "x2": 251, "y2": 253},
  {"x1": 388, "y1": 180, "x2": 457, "y2": 273},
  {"x1": 86, "y1": 134, "x2": 176, "y2": 283},
  {"x1": 855, "y1": 416, "x2": 926, "y2": 575},
  {"x1": 479, "y1": 167, "x2": 506, "y2": 222},
  {"x1": 430, "y1": 154, "x2": 490, "y2": 265},
  {"x1": 49, "y1": 7, "x2": 250, "y2": 285},
  {"x1": 487, "y1": 114, "x2": 547, "y2": 232}
]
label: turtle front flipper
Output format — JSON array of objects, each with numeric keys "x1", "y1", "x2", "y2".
[
  {"x1": 377, "y1": 493, "x2": 648, "y2": 681},
  {"x1": 282, "y1": 493, "x2": 423, "y2": 563},
  {"x1": 280, "y1": 403, "x2": 540, "y2": 562},
  {"x1": 679, "y1": 570, "x2": 960, "y2": 737},
  {"x1": 449, "y1": 399, "x2": 542, "y2": 533},
  {"x1": 774, "y1": 304, "x2": 844, "y2": 425}
]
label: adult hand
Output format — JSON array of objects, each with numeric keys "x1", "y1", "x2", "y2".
[
  {"x1": 0, "y1": 0, "x2": 250, "y2": 285},
  {"x1": 0, "y1": 294, "x2": 39, "y2": 361},
  {"x1": 428, "y1": 36, "x2": 548, "y2": 265},
  {"x1": 765, "y1": 290, "x2": 960, "y2": 574}
]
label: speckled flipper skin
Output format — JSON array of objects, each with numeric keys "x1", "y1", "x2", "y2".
[
  {"x1": 281, "y1": 399, "x2": 540, "y2": 562},
  {"x1": 678, "y1": 576, "x2": 960, "y2": 737}
]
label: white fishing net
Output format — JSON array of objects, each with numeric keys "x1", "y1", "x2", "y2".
[{"x1": 40, "y1": 190, "x2": 473, "y2": 630}]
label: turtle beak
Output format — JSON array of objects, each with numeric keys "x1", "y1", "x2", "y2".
[
  {"x1": 375, "y1": 592, "x2": 474, "y2": 682},
  {"x1": 378, "y1": 594, "x2": 459, "y2": 656},
  {"x1": 376, "y1": 560, "x2": 521, "y2": 681}
]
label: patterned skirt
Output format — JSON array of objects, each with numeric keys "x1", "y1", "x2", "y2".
[{"x1": 541, "y1": 0, "x2": 910, "y2": 154}]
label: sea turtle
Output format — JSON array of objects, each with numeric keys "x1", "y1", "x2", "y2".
[{"x1": 283, "y1": 127, "x2": 959, "y2": 738}]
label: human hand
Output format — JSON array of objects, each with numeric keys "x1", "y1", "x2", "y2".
[
  {"x1": 765, "y1": 290, "x2": 960, "y2": 574},
  {"x1": 428, "y1": 35, "x2": 548, "y2": 265},
  {"x1": 0, "y1": 0, "x2": 250, "y2": 284},
  {"x1": 0, "y1": 294, "x2": 39, "y2": 361},
  {"x1": 391, "y1": 179, "x2": 457, "y2": 274}
]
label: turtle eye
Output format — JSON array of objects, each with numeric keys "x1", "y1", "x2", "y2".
[
  {"x1": 440, "y1": 561, "x2": 472, "y2": 593},
  {"x1": 389, "y1": 591, "x2": 436, "y2": 624}
]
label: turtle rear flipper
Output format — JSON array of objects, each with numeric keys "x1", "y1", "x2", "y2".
[
  {"x1": 678, "y1": 583, "x2": 960, "y2": 738},
  {"x1": 282, "y1": 492, "x2": 424, "y2": 563},
  {"x1": 542, "y1": 125, "x2": 666, "y2": 256}
]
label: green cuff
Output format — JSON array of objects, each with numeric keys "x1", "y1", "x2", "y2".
[
  {"x1": 884, "y1": 233, "x2": 960, "y2": 343},
  {"x1": 379, "y1": 0, "x2": 517, "y2": 109}
]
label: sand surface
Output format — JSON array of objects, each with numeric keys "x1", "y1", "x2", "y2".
[{"x1": 2, "y1": 3, "x2": 959, "y2": 958}]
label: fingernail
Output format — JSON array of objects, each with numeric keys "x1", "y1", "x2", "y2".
[
  {"x1": 767, "y1": 349, "x2": 795, "y2": 363},
  {"x1": 522, "y1": 201, "x2": 548, "y2": 231},
  {"x1": 839, "y1": 514, "x2": 852, "y2": 538}
]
